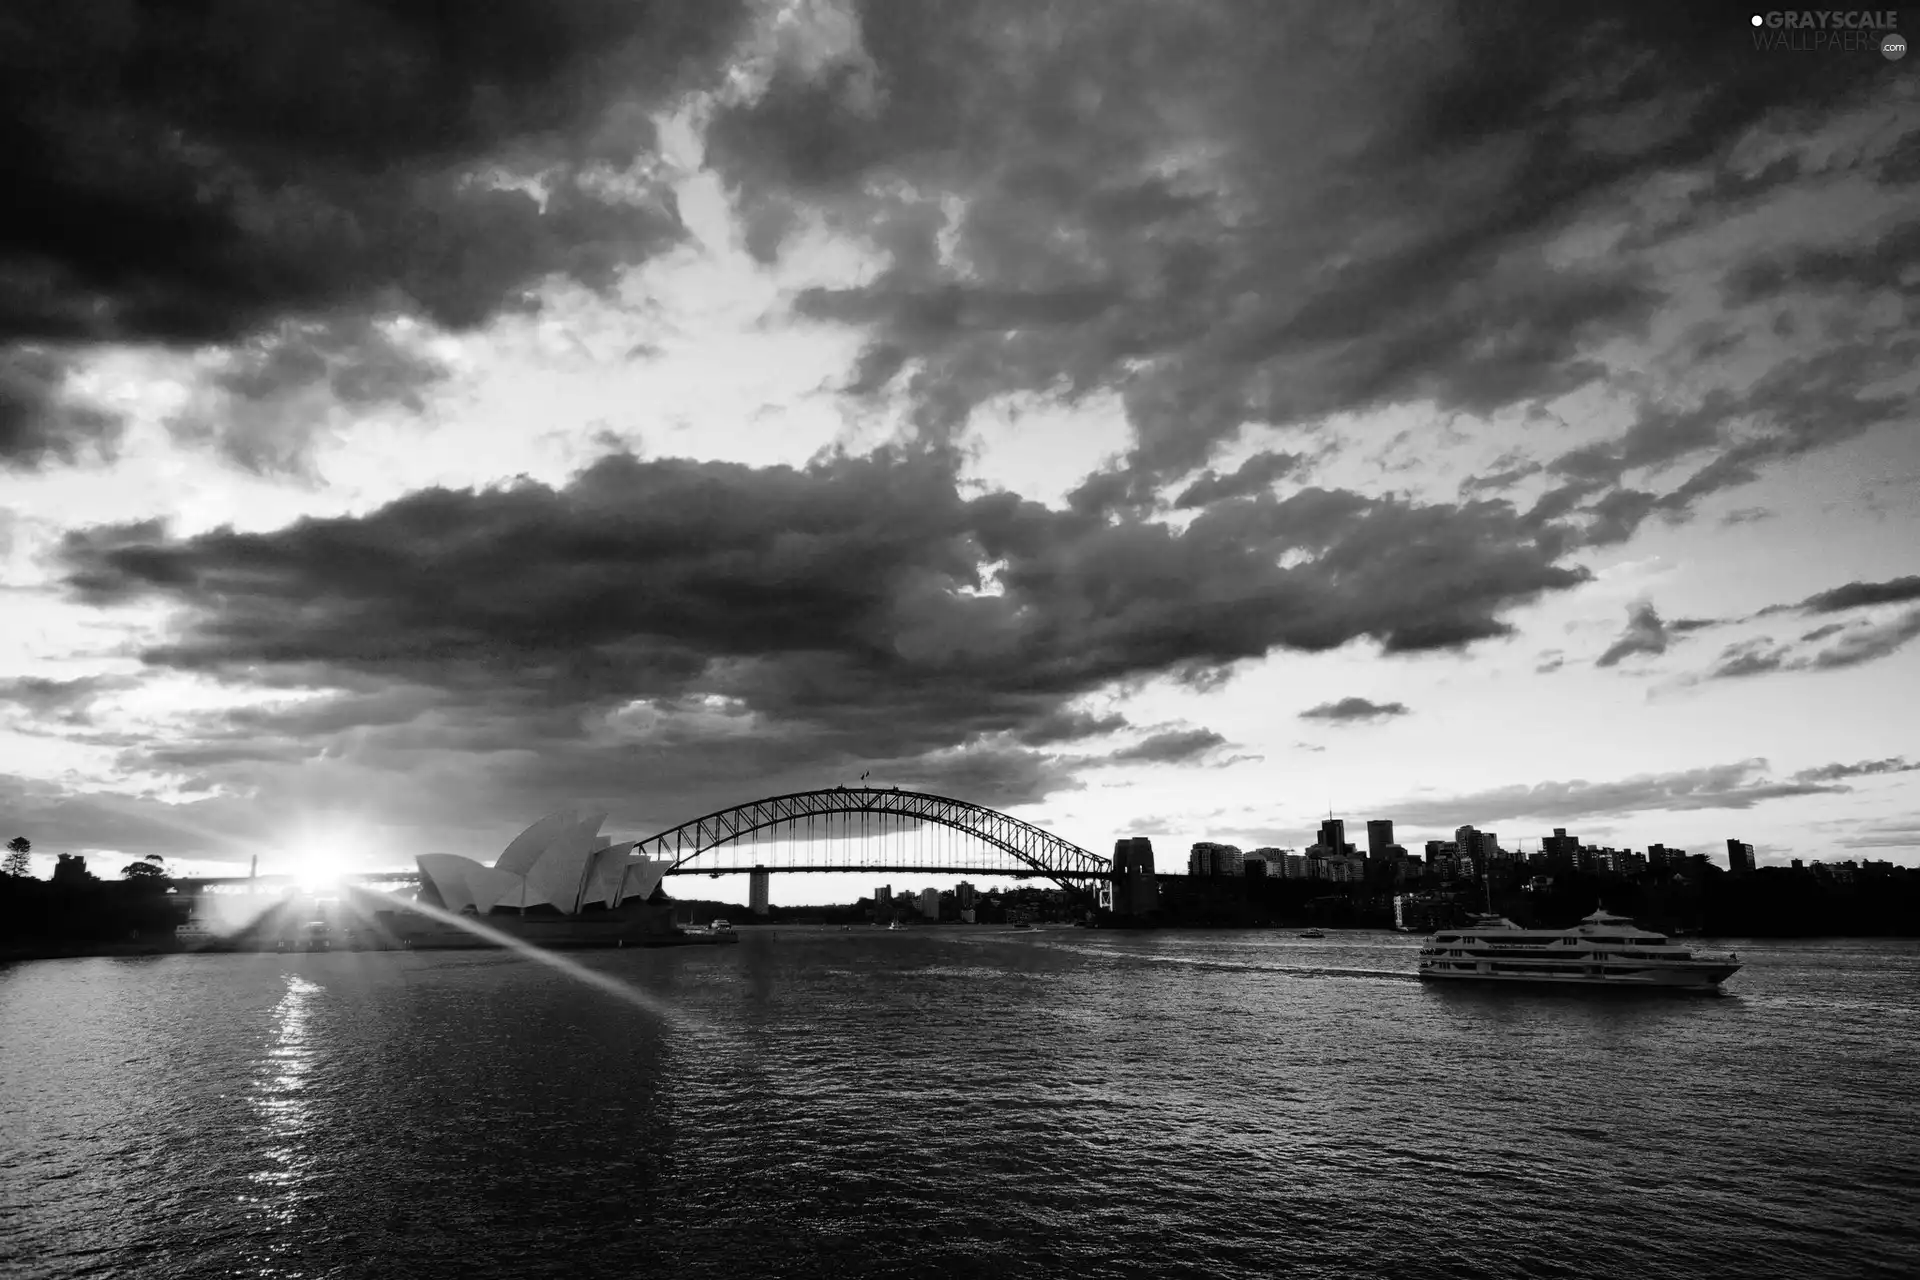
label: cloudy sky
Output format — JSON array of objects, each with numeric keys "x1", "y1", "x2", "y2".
[{"x1": 1, "y1": 1, "x2": 1915, "y2": 901}]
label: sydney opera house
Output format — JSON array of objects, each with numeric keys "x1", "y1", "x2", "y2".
[{"x1": 397, "y1": 810, "x2": 679, "y2": 948}]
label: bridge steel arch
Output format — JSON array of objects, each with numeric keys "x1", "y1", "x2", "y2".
[{"x1": 630, "y1": 787, "x2": 1112, "y2": 896}]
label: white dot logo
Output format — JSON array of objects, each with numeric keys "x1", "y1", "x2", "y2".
[
  {"x1": 1751, "y1": 14, "x2": 1763, "y2": 25},
  {"x1": 1885, "y1": 33, "x2": 1907, "y2": 60}
]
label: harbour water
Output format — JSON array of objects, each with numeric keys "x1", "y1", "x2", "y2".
[{"x1": 2, "y1": 928, "x2": 1916, "y2": 1279}]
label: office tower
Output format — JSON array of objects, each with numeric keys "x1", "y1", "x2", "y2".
[
  {"x1": 1319, "y1": 818, "x2": 1346, "y2": 856},
  {"x1": 1366, "y1": 820, "x2": 1393, "y2": 859},
  {"x1": 1190, "y1": 841, "x2": 1242, "y2": 877},
  {"x1": 1726, "y1": 839, "x2": 1756, "y2": 874}
]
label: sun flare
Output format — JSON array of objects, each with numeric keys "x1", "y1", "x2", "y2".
[{"x1": 286, "y1": 838, "x2": 353, "y2": 891}]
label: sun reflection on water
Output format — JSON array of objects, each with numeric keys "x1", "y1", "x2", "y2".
[{"x1": 242, "y1": 973, "x2": 324, "y2": 1252}]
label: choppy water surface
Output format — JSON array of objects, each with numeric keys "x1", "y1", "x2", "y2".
[{"x1": 3, "y1": 930, "x2": 1916, "y2": 1279}]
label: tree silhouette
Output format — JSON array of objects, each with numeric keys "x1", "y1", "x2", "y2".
[
  {"x1": 121, "y1": 861, "x2": 167, "y2": 881},
  {"x1": 3, "y1": 836, "x2": 29, "y2": 878}
]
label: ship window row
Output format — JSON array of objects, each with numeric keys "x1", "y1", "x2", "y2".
[{"x1": 1437, "y1": 933, "x2": 1670, "y2": 945}]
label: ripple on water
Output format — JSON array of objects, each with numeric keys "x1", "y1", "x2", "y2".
[{"x1": 1, "y1": 934, "x2": 1917, "y2": 1280}]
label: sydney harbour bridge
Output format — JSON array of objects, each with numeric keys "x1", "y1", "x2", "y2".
[{"x1": 186, "y1": 787, "x2": 1126, "y2": 907}]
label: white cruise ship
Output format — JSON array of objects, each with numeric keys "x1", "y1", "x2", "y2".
[{"x1": 1417, "y1": 907, "x2": 1741, "y2": 988}]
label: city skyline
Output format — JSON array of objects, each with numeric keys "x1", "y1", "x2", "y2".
[{"x1": 0, "y1": 4, "x2": 1915, "y2": 906}]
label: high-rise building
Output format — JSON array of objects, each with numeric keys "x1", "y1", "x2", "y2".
[
  {"x1": 874, "y1": 884, "x2": 892, "y2": 922},
  {"x1": 1650, "y1": 844, "x2": 1694, "y2": 872},
  {"x1": 917, "y1": 887, "x2": 941, "y2": 920},
  {"x1": 1455, "y1": 826, "x2": 1480, "y2": 861},
  {"x1": 1543, "y1": 828, "x2": 1579, "y2": 859},
  {"x1": 1366, "y1": 820, "x2": 1394, "y2": 859},
  {"x1": 749, "y1": 866, "x2": 770, "y2": 916},
  {"x1": 1319, "y1": 818, "x2": 1347, "y2": 856},
  {"x1": 1726, "y1": 839, "x2": 1756, "y2": 874},
  {"x1": 1189, "y1": 841, "x2": 1242, "y2": 876}
]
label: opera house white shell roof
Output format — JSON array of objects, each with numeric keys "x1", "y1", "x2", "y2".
[{"x1": 416, "y1": 810, "x2": 669, "y2": 916}]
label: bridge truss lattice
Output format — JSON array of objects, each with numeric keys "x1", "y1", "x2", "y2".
[{"x1": 630, "y1": 787, "x2": 1111, "y2": 896}]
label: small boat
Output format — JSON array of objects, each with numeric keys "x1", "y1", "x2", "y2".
[{"x1": 1298, "y1": 928, "x2": 1326, "y2": 939}]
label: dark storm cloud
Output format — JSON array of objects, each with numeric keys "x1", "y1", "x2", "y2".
[
  {"x1": 0, "y1": 674, "x2": 135, "y2": 722},
  {"x1": 1378, "y1": 759, "x2": 1849, "y2": 829},
  {"x1": 49, "y1": 447, "x2": 1583, "y2": 831},
  {"x1": 1793, "y1": 575, "x2": 1920, "y2": 614},
  {"x1": 0, "y1": 773, "x2": 270, "y2": 864},
  {"x1": 1706, "y1": 639, "x2": 1792, "y2": 681},
  {"x1": 1840, "y1": 829, "x2": 1920, "y2": 850},
  {"x1": 165, "y1": 318, "x2": 453, "y2": 476},
  {"x1": 1530, "y1": 336, "x2": 1917, "y2": 546},
  {"x1": 1172, "y1": 453, "x2": 1303, "y2": 509},
  {"x1": 1101, "y1": 728, "x2": 1231, "y2": 766},
  {"x1": 59, "y1": 451, "x2": 1587, "y2": 678},
  {"x1": 1595, "y1": 601, "x2": 1670, "y2": 668},
  {"x1": 1700, "y1": 605, "x2": 1920, "y2": 681},
  {"x1": 1791, "y1": 757, "x2": 1917, "y2": 784},
  {"x1": 1014, "y1": 708, "x2": 1130, "y2": 747},
  {"x1": 1298, "y1": 697, "x2": 1410, "y2": 725},
  {"x1": 1879, "y1": 129, "x2": 1920, "y2": 185},
  {"x1": 0, "y1": 0, "x2": 748, "y2": 466},
  {"x1": 1721, "y1": 219, "x2": 1920, "y2": 308},
  {"x1": 704, "y1": 1, "x2": 1874, "y2": 475},
  {"x1": 0, "y1": 349, "x2": 121, "y2": 467}
]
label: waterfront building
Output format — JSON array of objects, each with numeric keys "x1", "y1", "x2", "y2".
[
  {"x1": 413, "y1": 811, "x2": 666, "y2": 916},
  {"x1": 1727, "y1": 839, "x2": 1756, "y2": 874},
  {"x1": 1189, "y1": 841, "x2": 1243, "y2": 877},
  {"x1": 1367, "y1": 820, "x2": 1393, "y2": 859},
  {"x1": 1648, "y1": 845, "x2": 1691, "y2": 873},
  {"x1": 875, "y1": 884, "x2": 893, "y2": 923},
  {"x1": 1312, "y1": 854, "x2": 1365, "y2": 883},
  {"x1": 917, "y1": 888, "x2": 941, "y2": 920}
]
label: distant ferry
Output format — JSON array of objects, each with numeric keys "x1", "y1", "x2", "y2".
[
  {"x1": 1418, "y1": 908, "x2": 1741, "y2": 989},
  {"x1": 1298, "y1": 928, "x2": 1326, "y2": 939}
]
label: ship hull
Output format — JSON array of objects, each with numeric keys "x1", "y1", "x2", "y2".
[{"x1": 1419, "y1": 965, "x2": 1738, "y2": 989}]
